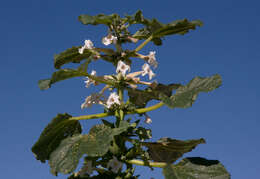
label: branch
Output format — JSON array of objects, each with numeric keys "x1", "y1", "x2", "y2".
[
  {"x1": 126, "y1": 159, "x2": 167, "y2": 168},
  {"x1": 70, "y1": 102, "x2": 164, "y2": 121}
]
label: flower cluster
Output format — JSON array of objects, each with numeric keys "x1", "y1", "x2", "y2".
[{"x1": 79, "y1": 36, "x2": 159, "y2": 126}]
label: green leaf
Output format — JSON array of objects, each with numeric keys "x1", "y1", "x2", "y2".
[
  {"x1": 163, "y1": 157, "x2": 230, "y2": 179},
  {"x1": 38, "y1": 68, "x2": 88, "y2": 90},
  {"x1": 143, "y1": 138, "x2": 205, "y2": 163},
  {"x1": 78, "y1": 14, "x2": 119, "y2": 26},
  {"x1": 49, "y1": 121, "x2": 131, "y2": 175},
  {"x1": 160, "y1": 74, "x2": 222, "y2": 109},
  {"x1": 31, "y1": 113, "x2": 82, "y2": 163},
  {"x1": 128, "y1": 83, "x2": 181, "y2": 108},
  {"x1": 153, "y1": 19, "x2": 203, "y2": 38},
  {"x1": 54, "y1": 46, "x2": 92, "y2": 69}
]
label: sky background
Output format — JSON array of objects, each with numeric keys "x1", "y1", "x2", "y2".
[{"x1": 1, "y1": 0, "x2": 259, "y2": 178}]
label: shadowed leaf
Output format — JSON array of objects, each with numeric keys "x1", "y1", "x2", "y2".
[
  {"x1": 143, "y1": 138, "x2": 205, "y2": 163},
  {"x1": 31, "y1": 113, "x2": 82, "y2": 163},
  {"x1": 54, "y1": 46, "x2": 92, "y2": 69},
  {"x1": 163, "y1": 157, "x2": 230, "y2": 179}
]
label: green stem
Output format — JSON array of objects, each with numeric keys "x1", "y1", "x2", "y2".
[
  {"x1": 135, "y1": 35, "x2": 153, "y2": 52},
  {"x1": 69, "y1": 102, "x2": 164, "y2": 121},
  {"x1": 69, "y1": 112, "x2": 110, "y2": 121},
  {"x1": 126, "y1": 159, "x2": 167, "y2": 168},
  {"x1": 86, "y1": 73, "x2": 115, "y2": 86}
]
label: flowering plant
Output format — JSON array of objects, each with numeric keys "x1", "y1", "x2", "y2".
[{"x1": 32, "y1": 11, "x2": 230, "y2": 178}]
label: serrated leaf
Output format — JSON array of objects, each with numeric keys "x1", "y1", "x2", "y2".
[
  {"x1": 160, "y1": 74, "x2": 222, "y2": 109},
  {"x1": 49, "y1": 121, "x2": 131, "y2": 175},
  {"x1": 31, "y1": 113, "x2": 82, "y2": 163},
  {"x1": 38, "y1": 68, "x2": 88, "y2": 90},
  {"x1": 163, "y1": 157, "x2": 230, "y2": 179},
  {"x1": 143, "y1": 138, "x2": 205, "y2": 163},
  {"x1": 54, "y1": 46, "x2": 92, "y2": 69}
]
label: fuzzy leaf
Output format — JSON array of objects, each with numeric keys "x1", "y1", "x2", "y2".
[
  {"x1": 49, "y1": 121, "x2": 131, "y2": 175},
  {"x1": 143, "y1": 138, "x2": 205, "y2": 163},
  {"x1": 163, "y1": 157, "x2": 230, "y2": 179},
  {"x1": 54, "y1": 46, "x2": 92, "y2": 69},
  {"x1": 160, "y1": 74, "x2": 222, "y2": 109},
  {"x1": 31, "y1": 113, "x2": 82, "y2": 163}
]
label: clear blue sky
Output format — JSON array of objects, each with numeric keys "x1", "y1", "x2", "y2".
[{"x1": 2, "y1": 0, "x2": 259, "y2": 178}]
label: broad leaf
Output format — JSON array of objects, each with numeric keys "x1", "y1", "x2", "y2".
[
  {"x1": 160, "y1": 74, "x2": 222, "y2": 108},
  {"x1": 49, "y1": 121, "x2": 131, "y2": 175},
  {"x1": 163, "y1": 157, "x2": 230, "y2": 179},
  {"x1": 31, "y1": 113, "x2": 82, "y2": 163},
  {"x1": 143, "y1": 138, "x2": 205, "y2": 163},
  {"x1": 128, "y1": 83, "x2": 181, "y2": 108},
  {"x1": 54, "y1": 46, "x2": 92, "y2": 69}
]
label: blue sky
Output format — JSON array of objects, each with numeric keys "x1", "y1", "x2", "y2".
[{"x1": 1, "y1": 0, "x2": 259, "y2": 178}]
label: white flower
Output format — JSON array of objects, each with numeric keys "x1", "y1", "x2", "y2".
[
  {"x1": 106, "y1": 92, "x2": 120, "y2": 108},
  {"x1": 102, "y1": 35, "x2": 117, "y2": 46},
  {"x1": 84, "y1": 70, "x2": 98, "y2": 88},
  {"x1": 142, "y1": 63, "x2": 155, "y2": 80},
  {"x1": 79, "y1": 40, "x2": 94, "y2": 54},
  {"x1": 107, "y1": 156, "x2": 123, "y2": 173},
  {"x1": 116, "y1": 60, "x2": 130, "y2": 76},
  {"x1": 144, "y1": 113, "x2": 152, "y2": 124},
  {"x1": 78, "y1": 160, "x2": 93, "y2": 176},
  {"x1": 81, "y1": 93, "x2": 101, "y2": 109},
  {"x1": 147, "y1": 51, "x2": 158, "y2": 68}
]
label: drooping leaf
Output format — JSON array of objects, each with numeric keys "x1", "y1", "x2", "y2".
[
  {"x1": 160, "y1": 74, "x2": 222, "y2": 109},
  {"x1": 38, "y1": 68, "x2": 88, "y2": 90},
  {"x1": 163, "y1": 157, "x2": 230, "y2": 179},
  {"x1": 38, "y1": 59, "x2": 90, "y2": 90},
  {"x1": 49, "y1": 121, "x2": 131, "y2": 175},
  {"x1": 128, "y1": 83, "x2": 181, "y2": 108},
  {"x1": 54, "y1": 46, "x2": 92, "y2": 69},
  {"x1": 78, "y1": 14, "x2": 120, "y2": 26},
  {"x1": 31, "y1": 113, "x2": 82, "y2": 163},
  {"x1": 143, "y1": 138, "x2": 205, "y2": 163}
]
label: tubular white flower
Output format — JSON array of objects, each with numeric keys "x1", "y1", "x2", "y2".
[
  {"x1": 147, "y1": 51, "x2": 158, "y2": 68},
  {"x1": 106, "y1": 92, "x2": 120, "y2": 108},
  {"x1": 142, "y1": 63, "x2": 155, "y2": 80},
  {"x1": 107, "y1": 156, "x2": 123, "y2": 173},
  {"x1": 79, "y1": 39, "x2": 94, "y2": 54},
  {"x1": 144, "y1": 113, "x2": 152, "y2": 124},
  {"x1": 116, "y1": 60, "x2": 130, "y2": 76},
  {"x1": 102, "y1": 35, "x2": 117, "y2": 46},
  {"x1": 84, "y1": 70, "x2": 97, "y2": 88},
  {"x1": 81, "y1": 93, "x2": 101, "y2": 109}
]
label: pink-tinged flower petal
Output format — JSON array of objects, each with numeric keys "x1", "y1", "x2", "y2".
[{"x1": 116, "y1": 60, "x2": 130, "y2": 76}]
